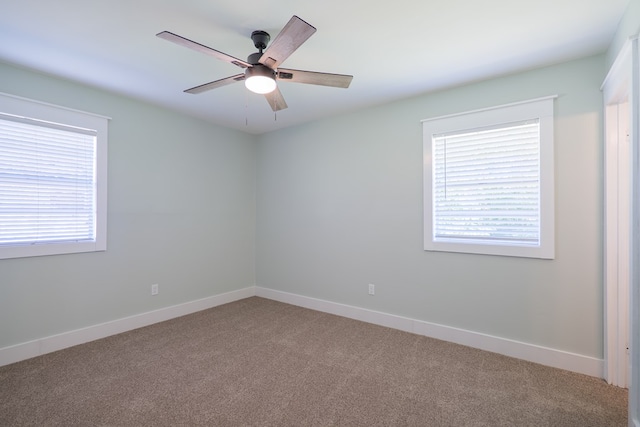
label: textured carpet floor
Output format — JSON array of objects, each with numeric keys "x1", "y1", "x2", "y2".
[{"x1": 0, "y1": 297, "x2": 628, "y2": 426}]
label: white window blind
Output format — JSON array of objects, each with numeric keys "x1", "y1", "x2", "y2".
[
  {"x1": 0, "y1": 92, "x2": 108, "y2": 259},
  {"x1": 433, "y1": 119, "x2": 540, "y2": 245},
  {"x1": 0, "y1": 114, "x2": 97, "y2": 246},
  {"x1": 422, "y1": 96, "x2": 555, "y2": 259}
]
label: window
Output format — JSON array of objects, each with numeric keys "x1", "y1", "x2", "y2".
[
  {"x1": 422, "y1": 96, "x2": 555, "y2": 259},
  {"x1": 0, "y1": 92, "x2": 108, "y2": 259}
]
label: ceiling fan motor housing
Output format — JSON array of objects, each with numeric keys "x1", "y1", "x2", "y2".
[
  {"x1": 247, "y1": 52, "x2": 264, "y2": 66},
  {"x1": 245, "y1": 63, "x2": 276, "y2": 81}
]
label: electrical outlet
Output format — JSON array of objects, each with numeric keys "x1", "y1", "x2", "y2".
[
  {"x1": 368, "y1": 284, "x2": 375, "y2": 295},
  {"x1": 151, "y1": 284, "x2": 159, "y2": 296}
]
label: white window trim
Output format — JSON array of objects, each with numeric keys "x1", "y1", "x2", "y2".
[
  {"x1": 0, "y1": 92, "x2": 110, "y2": 259},
  {"x1": 422, "y1": 96, "x2": 556, "y2": 259}
]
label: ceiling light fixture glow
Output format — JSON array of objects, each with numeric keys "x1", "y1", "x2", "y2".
[{"x1": 245, "y1": 66, "x2": 277, "y2": 94}]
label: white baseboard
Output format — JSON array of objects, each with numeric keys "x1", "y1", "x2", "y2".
[
  {"x1": 2, "y1": 285, "x2": 605, "y2": 379},
  {"x1": 0, "y1": 286, "x2": 256, "y2": 367},
  {"x1": 255, "y1": 287, "x2": 604, "y2": 378}
]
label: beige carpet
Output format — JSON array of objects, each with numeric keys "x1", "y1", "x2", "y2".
[{"x1": 0, "y1": 297, "x2": 628, "y2": 426}]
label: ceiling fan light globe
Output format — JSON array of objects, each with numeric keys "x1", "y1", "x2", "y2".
[{"x1": 245, "y1": 75, "x2": 277, "y2": 94}]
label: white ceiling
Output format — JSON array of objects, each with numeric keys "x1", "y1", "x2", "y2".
[{"x1": 0, "y1": 0, "x2": 630, "y2": 134}]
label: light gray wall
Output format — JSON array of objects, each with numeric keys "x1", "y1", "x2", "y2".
[
  {"x1": 256, "y1": 54, "x2": 606, "y2": 358},
  {"x1": 606, "y1": 0, "x2": 640, "y2": 67},
  {"x1": 0, "y1": 52, "x2": 611, "y2": 361},
  {"x1": 0, "y1": 62, "x2": 257, "y2": 349}
]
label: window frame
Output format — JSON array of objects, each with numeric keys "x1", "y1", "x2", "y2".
[
  {"x1": 0, "y1": 92, "x2": 109, "y2": 259},
  {"x1": 422, "y1": 96, "x2": 556, "y2": 259}
]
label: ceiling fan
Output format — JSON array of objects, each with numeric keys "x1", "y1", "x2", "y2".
[{"x1": 157, "y1": 15, "x2": 353, "y2": 112}]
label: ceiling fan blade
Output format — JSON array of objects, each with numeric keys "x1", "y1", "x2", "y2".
[
  {"x1": 157, "y1": 31, "x2": 251, "y2": 69},
  {"x1": 264, "y1": 87, "x2": 288, "y2": 111},
  {"x1": 184, "y1": 74, "x2": 245, "y2": 94},
  {"x1": 259, "y1": 16, "x2": 316, "y2": 69},
  {"x1": 277, "y1": 68, "x2": 353, "y2": 88}
]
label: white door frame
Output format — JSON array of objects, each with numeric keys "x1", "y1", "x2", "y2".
[
  {"x1": 629, "y1": 35, "x2": 640, "y2": 427},
  {"x1": 602, "y1": 35, "x2": 639, "y2": 427},
  {"x1": 604, "y1": 98, "x2": 631, "y2": 388}
]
